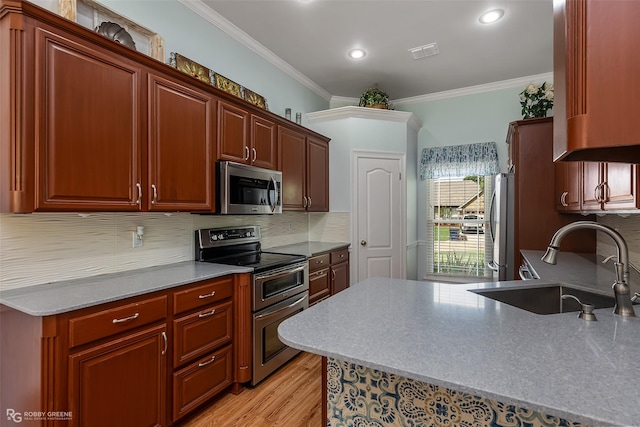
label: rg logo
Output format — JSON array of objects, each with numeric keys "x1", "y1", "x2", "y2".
[{"x1": 6, "y1": 409, "x2": 22, "y2": 423}]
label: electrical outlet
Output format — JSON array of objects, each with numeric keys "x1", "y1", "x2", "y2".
[{"x1": 132, "y1": 231, "x2": 144, "y2": 248}]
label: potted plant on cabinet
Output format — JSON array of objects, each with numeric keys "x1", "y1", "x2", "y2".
[{"x1": 359, "y1": 87, "x2": 393, "y2": 109}]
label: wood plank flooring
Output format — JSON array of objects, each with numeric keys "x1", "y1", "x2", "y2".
[{"x1": 180, "y1": 352, "x2": 323, "y2": 427}]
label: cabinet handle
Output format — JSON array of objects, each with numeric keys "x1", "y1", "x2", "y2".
[
  {"x1": 561, "y1": 191, "x2": 568, "y2": 207},
  {"x1": 252, "y1": 148, "x2": 257, "y2": 162},
  {"x1": 151, "y1": 184, "x2": 158, "y2": 205},
  {"x1": 198, "y1": 290, "x2": 216, "y2": 299},
  {"x1": 594, "y1": 183, "x2": 603, "y2": 203},
  {"x1": 198, "y1": 355, "x2": 216, "y2": 367},
  {"x1": 331, "y1": 270, "x2": 336, "y2": 280},
  {"x1": 244, "y1": 146, "x2": 250, "y2": 161},
  {"x1": 316, "y1": 259, "x2": 324, "y2": 265},
  {"x1": 198, "y1": 308, "x2": 216, "y2": 318},
  {"x1": 112, "y1": 312, "x2": 139, "y2": 324},
  {"x1": 136, "y1": 183, "x2": 142, "y2": 205},
  {"x1": 603, "y1": 182, "x2": 610, "y2": 203},
  {"x1": 307, "y1": 196, "x2": 312, "y2": 208},
  {"x1": 161, "y1": 331, "x2": 167, "y2": 355},
  {"x1": 303, "y1": 196, "x2": 308, "y2": 208}
]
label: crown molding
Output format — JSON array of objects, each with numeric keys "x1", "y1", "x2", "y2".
[
  {"x1": 306, "y1": 106, "x2": 422, "y2": 133},
  {"x1": 177, "y1": 0, "x2": 332, "y2": 101},
  {"x1": 393, "y1": 72, "x2": 553, "y2": 105}
]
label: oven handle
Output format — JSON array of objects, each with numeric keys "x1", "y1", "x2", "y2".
[
  {"x1": 254, "y1": 264, "x2": 307, "y2": 281},
  {"x1": 255, "y1": 294, "x2": 307, "y2": 320}
]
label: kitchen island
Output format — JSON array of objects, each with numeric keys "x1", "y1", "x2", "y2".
[{"x1": 278, "y1": 277, "x2": 640, "y2": 427}]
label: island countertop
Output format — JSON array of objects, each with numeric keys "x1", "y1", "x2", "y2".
[{"x1": 279, "y1": 277, "x2": 640, "y2": 427}]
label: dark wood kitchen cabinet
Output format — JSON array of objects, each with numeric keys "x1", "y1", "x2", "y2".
[
  {"x1": 279, "y1": 126, "x2": 329, "y2": 212},
  {"x1": 554, "y1": 0, "x2": 640, "y2": 162},
  {"x1": 0, "y1": 0, "x2": 329, "y2": 213},
  {"x1": 581, "y1": 162, "x2": 638, "y2": 211},
  {"x1": 148, "y1": 72, "x2": 215, "y2": 211},
  {"x1": 0, "y1": 273, "x2": 252, "y2": 427},
  {"x1": 555, "y1": 161, "x2": 581, "y2": 212},
  {"x1": 33, "y1": 27, "x2": 143, "y2": 211},
  {"x1": 330, "y1": 247, "x2": 350, "y2": 295},
  {"x1": 308, "y1": 253, "x2": 331, "y2": 305},
  {"x1": 507, "y1": 118, "x2": 595, "y2": 280}
]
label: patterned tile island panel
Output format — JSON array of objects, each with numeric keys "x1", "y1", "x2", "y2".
[{"x1": 327, "y1": 358, "x2": 588, "y2": 427}]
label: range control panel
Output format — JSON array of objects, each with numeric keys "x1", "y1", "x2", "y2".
[{"x1": 196, "y1": 226, "x2": 261, "y2": 249}]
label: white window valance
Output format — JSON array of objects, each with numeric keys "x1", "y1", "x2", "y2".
[{"x1": 420, "y1": 141, "x2": 500, "y2": 180}]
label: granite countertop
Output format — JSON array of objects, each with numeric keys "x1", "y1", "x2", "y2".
[
  {"x1": 0, "y1": 262, "x2": 252, "y2": 316},
  {"x1": 279, "y1": 277, "x2": 640, "y2": 426},
  {"x1": 265, "y1": 241, "x2": 350, "y2": 257}
]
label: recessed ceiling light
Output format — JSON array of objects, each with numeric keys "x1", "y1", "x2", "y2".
[
  {"x1": 348, "y1": 48, "x2": 366, "y2": 60},
  {"x1": 479, "y1": 9, "x2": 504, "y2": 24}
]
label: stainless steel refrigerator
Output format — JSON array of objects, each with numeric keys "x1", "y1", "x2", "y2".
[{"x1": 488, "y1": 173, "x2": 515, "y2": 281}]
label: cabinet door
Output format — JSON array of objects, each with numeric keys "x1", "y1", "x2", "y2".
[
  {"x1": 603, "y1": 163, "x2": 638, "y2": 210},
  {"x1": 278, "y1": 126, "x2": 307, "y2": 210},
  {"x1": 581, "y1": 162, "x2": 603, "y2": 210},
  {"x1": 34, "y1": 28, "x2": 142, "y2": 211},
  {"x1": 69, "y1": 324, "x2": 167, "y2": 427},
  {"x1": 251, "y1": 115, "x2": 277, "y2": 170},
  {"x1": 306, "y1": 136, "x2": 329, "y2": 212},
  {"x1": 331, "y1": 261, "x2": 349, "y2": 295},
  {"x1": 217, "y1": 101, "x2": 249, "y2": 163},
  {"x1": 555, "y1": 161, "x2": 581, "y2": 212},
  {"x1": 148, "y1": 73, "x2": 214, "y2": 211}
]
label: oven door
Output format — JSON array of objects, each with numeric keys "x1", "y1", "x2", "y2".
[
  {"x1": 253, "y1": 262, "x2": 308, "y2": 311},
  {"x1": 252, "y1": 292, "x2": 308, "y2": 385}
]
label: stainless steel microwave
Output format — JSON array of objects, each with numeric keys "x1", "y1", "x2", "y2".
[{"x1": 216, "y1": 161, "x2": 282, "y2": 214}]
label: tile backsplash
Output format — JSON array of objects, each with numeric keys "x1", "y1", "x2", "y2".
[
  {"x1": 0, "y1": 212, "x2": 350, "y2": 290},
  {"x1": 596, "y1": 215, "x2": 640, "y2": 268}
]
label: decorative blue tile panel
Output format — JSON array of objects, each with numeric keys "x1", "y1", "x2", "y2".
[{"x1": 327, "y1": 358, "x2": 588, "y2": 427}]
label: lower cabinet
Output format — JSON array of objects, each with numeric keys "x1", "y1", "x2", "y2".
[
  {"x1": 68, "y1": 324, "x2": 167, "y2": 427},
  {"x1": 3, "y1": 273, "x2": 252, "y2": 427},
  {"x1": 309, "y1": 247, "x2": 350, "y2": 305}
]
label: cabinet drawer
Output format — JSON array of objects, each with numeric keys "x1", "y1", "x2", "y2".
[
  {"x1": 330, "y1": 248, "x2": 349, "y2": 264},
  {"x1": 173, "y1": 344, "x2": 233, "y2": 422},
  {"x1": 308, "y1": 253, "x2": 330, "y2": 272},
  {"x1": 309, "y1": 267, "x2": 330, "y2": 304},
  {"x1": 173, "y1": 300, "x2": 233, "y2": 367},
  {"x1": 69, "y1": 295, "x2": 167, "y2": 348},
  {"x1": 173, "y1": 276, "x2": 233, "y2": 315}
]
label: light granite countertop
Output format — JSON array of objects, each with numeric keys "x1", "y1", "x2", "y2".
[
  {"x1": 264, "y1": 241, "x2": 350, "y2": 258},
  {"x1": 0, "y1": 262, "x2": 252, "y2": 316},
  {"x1": 279, "y1": 277, "x2": 640, "y2": 426}
]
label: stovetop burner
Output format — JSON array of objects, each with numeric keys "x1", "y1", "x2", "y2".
[{"x1": 195, "y1": 226, "x2": 306, "y2": 273}]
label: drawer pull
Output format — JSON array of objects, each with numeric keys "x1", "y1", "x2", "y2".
[
  {"x1": 198, "y1": 355, "x2": 216, "y2": 367},
  {"x1": 198, "y1": 291, "x2": 216, "y2": 299},
  {"x1": 112, "y1": 313, "x2": 139, "y2": 324},
  {"x1": 198, "y1": 309, "x2": 216, "y2": 318},
  {"x1": 161, "y1": 331, "x2": 167, "y2": 355}
]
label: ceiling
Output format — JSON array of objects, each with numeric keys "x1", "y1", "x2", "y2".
[{"x1": 197, "y1": 0, "x2": 554, "y2": 101}]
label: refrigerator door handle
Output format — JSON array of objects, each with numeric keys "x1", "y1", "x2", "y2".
[{"x1": 489, "y1": 189, "x2": 497, "y2": 242}]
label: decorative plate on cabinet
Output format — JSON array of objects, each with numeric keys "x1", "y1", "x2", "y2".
[
  {"x1": 168, "y1": 53, "x2": 212, "y2": 85},
  {"x1": 214, "y1": 73, "x2": 243, "y2": 99}
]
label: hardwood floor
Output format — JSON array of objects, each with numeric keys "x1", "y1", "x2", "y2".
[{"x1": 180, "y1": 352, "x2": 323, "y2": 427}]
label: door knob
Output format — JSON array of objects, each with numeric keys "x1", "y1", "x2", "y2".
[{"x1": 360, "y1": 240, "x2": 367, "y2": 246}]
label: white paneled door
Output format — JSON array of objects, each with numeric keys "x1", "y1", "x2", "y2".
[{"x1": 353, "y1": 152, "x2": 405, "y2": 282}]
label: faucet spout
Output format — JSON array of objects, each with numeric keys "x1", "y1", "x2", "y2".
[{"x1": 542, "y1": 221, "x2": 636, "y2": 317}]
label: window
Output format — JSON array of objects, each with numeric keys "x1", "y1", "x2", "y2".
[{"x1": 426, "y1": 175, "x2": 494, "y2": 281}]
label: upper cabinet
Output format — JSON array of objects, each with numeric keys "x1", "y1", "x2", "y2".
[
  {"x1": 278, "y1": 127, "x2": 329, "y2": 212},
  {"x1": 33, "y1": 27, "x2": 143, "y2": 211},
  {"x1": 0, "y1": 1, "x2": 328, "y2": 213},
  {"x1": 147, "y1": 72, "x2": 215, "y2": 211},
  {"x1": 553, "y1": 0, "x2": 640, "y2": 162}
]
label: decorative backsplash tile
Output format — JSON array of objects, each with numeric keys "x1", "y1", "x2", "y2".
[
  {"x1": 327, "y1": 358, "x2": 587, "y2": 427},
  {"x1": 597, "y1": 215, "x2": 640, "y2": 267},
  {"x1": 0, "y1": 211, "x2": 316, "y2": 290}
]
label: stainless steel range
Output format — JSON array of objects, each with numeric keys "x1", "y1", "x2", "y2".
[{"x1": 195, "y1": 226, "x2": 308, "y2": 385}]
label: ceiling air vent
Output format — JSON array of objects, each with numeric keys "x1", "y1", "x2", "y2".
[{"x1": 408, "y1": 43, "x2": 439, "y2": 60}]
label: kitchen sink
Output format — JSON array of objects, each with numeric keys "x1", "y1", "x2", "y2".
[{"x1": 470, "y1": 285, "x2": 616, "y2": 315}]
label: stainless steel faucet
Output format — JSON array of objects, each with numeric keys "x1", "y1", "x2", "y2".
[{"x1": 541, "y1": 221, "x2": 636, "y2": 317}]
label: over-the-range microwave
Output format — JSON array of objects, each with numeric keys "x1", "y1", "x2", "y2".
[{"x1": 216, "y1": 161, "x2": 282, "y2": 214}]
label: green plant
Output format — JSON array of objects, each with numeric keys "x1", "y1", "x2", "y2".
[
  {"x1": 519, "y1": 82, "x2": 554, "y2": 119},
  {"x1": 359, "y1": 87, "x2": 392, "y2": 109}
]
